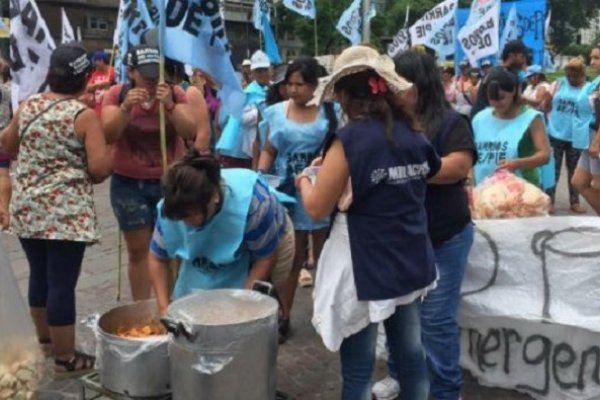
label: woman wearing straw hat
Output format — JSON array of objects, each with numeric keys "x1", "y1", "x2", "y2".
[{"x1": 297, "y1": 45, "x2": 440, "y2": 400}]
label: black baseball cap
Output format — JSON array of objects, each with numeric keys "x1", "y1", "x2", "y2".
[
  {"x1": 126, "y1": 45, "x2": 160, "y2": 80},
  {"x1": 50, "y1": 44, "x2": 92, "y2": 78}
]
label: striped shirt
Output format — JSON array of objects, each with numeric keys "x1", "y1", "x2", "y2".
[{"x1": 150, "y1": 179, "x2": 287, "y2": 260}]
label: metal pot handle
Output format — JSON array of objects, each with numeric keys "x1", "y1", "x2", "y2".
[
  {"x1": 252, "y1": 280, "x2": 274, "y2": 296},
  {"x1": 160, "y1": 318, "x2": 198, "y2": 342}
]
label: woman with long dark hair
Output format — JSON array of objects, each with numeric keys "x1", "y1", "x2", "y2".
[
  {"x1": 297, "y1": 45, "x2": 439, "y2": 400},
  {"x1": 372, "y1": 50, "x2": 477, "y2": 400},
  {"x1": 258, "y1": 57, "x2": 337, "y2": 339}
]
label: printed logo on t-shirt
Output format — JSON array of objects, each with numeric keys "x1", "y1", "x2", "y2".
[
  {"x1": 371, "y1": 161, "x2": 431, "y2": 185},
  {"x1": 477, "y1": 140, "x2": 508, "y2": 164},
  {"x1": 556, "y1": 98, "x2": 578, "y2": 117}
]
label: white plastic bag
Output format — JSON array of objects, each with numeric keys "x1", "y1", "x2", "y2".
[
  {"x1": 472, "y1": 170, "x2": 550, "y2": 219},
  {"x1": 0, "y1": 243, "x2": 45, "y2": 399}
]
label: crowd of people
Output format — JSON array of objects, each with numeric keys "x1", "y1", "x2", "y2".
[{"x1": 0, "y1": 37, "x2": 599, "y2": 399}]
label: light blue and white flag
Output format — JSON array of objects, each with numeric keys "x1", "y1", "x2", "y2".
[
  {"x1": 61, "y1": 8, "x2": 76, "y2": 44},
  {"x1": 499, "y1": 3, "x2": 519, "y2": 52},
  {"x1": 283, "y1": 0, "x2": 316, "y2": 19},
  {"x1": 262, "y1": 14, "x2": 282, "y2": 64},
  {"x1": 465, "y1": 0, "x2": 499, "y2": 27},
  {"x1": 253, "y1": 0, "x2": 270, "y2": 31},
  {"x1": 336, "y1": 0, "x2": 376, "y2": 45},
  {"x1": 161, "y1": 0, "x2": 245, "y2": 116},
  {"x1": 426, "y1": 17, "x2": 455, "y2": 58},
  {"x1": 115, "y1": 0, "x2": 155, "y2": 82}
]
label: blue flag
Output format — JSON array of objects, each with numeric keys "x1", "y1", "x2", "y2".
[
  {"x1": 161, "y1": 0, "x2": 244, "y2": 116},
  {"x1": 253, "y1": 0, "x2": 270, "y2": 31},
  {"x1": 115, "y1": 0, "x2": 155, "y2": 82},
  {"x1": 283, "y1": 0, "x2": 316, "y2": 19},
  {"x1": 336, "y1": 0, "x2": 376, "y2": 45},
  {"x1": 262, "y1": 13, "x2": 282, "y2": 64}
]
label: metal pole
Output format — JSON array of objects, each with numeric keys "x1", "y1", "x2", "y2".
[
  {"x1": 314, "y1": 16, "x2": 318, "y2": 56},
  {"x1": 362, "y1": 0, "x2": 371, "y2": 43}
]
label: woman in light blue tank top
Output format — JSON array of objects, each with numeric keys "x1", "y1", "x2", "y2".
[
  {"x1": 572, "y1": 44, "x2": 600, "y2": 214},
  {"x1": 546, "y1": 58, "x2": 589, "y2": 213},
  {"x1": 258, "y1": 57, "x2": 338, "y2": 328},
  {"x1": 472, "y1": 68, "x2": 550, "y2": 187}
]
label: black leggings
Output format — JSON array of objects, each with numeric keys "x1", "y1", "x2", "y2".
[
  {"x1": 19, "y1": 238, "x2": 86, "y2": 327},
  {"x1": 546, "y1": 137, "x2": 581, "y2": 205}
]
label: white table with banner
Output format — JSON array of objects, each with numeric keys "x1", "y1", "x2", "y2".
[{"x1": 459, "y1": 216, "x2": 600, "y2": 400}]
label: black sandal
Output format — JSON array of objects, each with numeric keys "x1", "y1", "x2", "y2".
[{"x1": 54, "y1": 351, "x2": 95, "y2": 379}]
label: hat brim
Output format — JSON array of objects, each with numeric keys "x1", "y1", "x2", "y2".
[
  {"x1": 251, "y1": 63, "x2": 271, "y2": 70},
  {"x1": 308, "y1": 58, "x2": 412, "y2": 106},
  {"x1": 137, "y1": 63, "x2": 159, "y2": 80}
]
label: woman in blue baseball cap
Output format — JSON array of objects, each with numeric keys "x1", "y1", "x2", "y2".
[{"x1": 522, "y1": 65, "x2": 550, "y2": 113}]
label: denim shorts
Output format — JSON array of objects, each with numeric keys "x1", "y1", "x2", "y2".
[{"x1": 110, "y1": 174, "x2": 162, "y2": 231}]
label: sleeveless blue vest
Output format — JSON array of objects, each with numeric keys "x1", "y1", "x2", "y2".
[
  {"x1": 547, "y1": 78, "x2": 585, "y2": 145},
  {"x1": 158, "y1": 169, "x2": 257, "y2": 299},
  {"x1": 338, "y1": 118, "x2": 439, "y2": 301},
  {"x1": 217, "y1": 81, "x2": 267, "y2": 159},
  {"x1": 573, "y1": 76, "x2": 600, "y2": 149},
  {"x1": 264, "y1": 101, "x2": 332, "y2": 230},
  {"x1": 473, "y1": 107, "x2": 551, "y2": 187}
]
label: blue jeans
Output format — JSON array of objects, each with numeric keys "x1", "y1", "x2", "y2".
[
  {"x1": 341, "y1": 300, "x2": 429, "y2": 400},
  {"x1": 389, "y1": 223, "x2": 474, "y2": 400}
]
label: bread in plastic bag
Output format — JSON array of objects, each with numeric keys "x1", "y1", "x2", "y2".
[
  {"x1": 472, "y1": 170, "x2": 550, "y2": 219},
  {"x1": 0, "y1": 243, "x2": 45, "y2": 399}
]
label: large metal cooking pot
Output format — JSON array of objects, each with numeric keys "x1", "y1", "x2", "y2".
[
  {"x1": 162, "y1": 288, "x2": 279, "y2": 400},
  {"x1": 97, "y1": 300, "x2": 170, "y2": 397}
]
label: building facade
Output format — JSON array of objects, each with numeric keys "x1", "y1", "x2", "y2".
[{"x1": 33, "y1": 0, "x2": 302, "y2": 65}]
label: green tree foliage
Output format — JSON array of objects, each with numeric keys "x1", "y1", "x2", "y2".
[
  {"x1": 274, "y1": 0, "x2": 598, "y2": 56},
  {"x1": 548, "y1": 0, "x2": 599, "y2": 52}
]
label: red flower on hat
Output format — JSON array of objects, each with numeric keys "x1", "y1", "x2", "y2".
[{"x1": 368, "y1": 77, "x2": 388, "y2": 95}]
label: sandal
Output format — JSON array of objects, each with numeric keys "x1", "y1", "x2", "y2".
[
  {"x1": 54, "y1": 350, "x2": 96, "y2": 380},
  {"x1": 39, "y1": 338, "x2": 52, "y2": 358},
  {"x1": 298, "y1": 268, "x2": 313, "y2": 288}
]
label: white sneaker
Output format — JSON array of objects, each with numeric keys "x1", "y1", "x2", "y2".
[{"x1": 372, "y1": 376, "x2": 400, "y2": 400}]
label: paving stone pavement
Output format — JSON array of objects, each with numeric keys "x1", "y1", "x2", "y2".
[{"x1": 4, "y1": 174, "x2": 584, "y2": 400}]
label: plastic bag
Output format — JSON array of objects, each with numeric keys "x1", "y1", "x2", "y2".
[
  {"x1": 472, "y1": 170, "x2": 551, "y2": 219},
  {"x1": 0, "y1": 243, "x2": 45, "y2": 399}
]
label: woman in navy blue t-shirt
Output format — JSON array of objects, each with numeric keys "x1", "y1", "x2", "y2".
[{"x1": 297, "y1": 46, "x2": 440, "y2": 400}]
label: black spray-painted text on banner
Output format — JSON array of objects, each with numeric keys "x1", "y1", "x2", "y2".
[
  {"x1": 461, "y1": 16, "x2": 495, "y2": 54},
  {"x1": 467, "y1": 327, "x2": 600, "y2": 396},
  {"x1": 10, "y1": 0, "x2": 51, "y2": 73},
  {"x1": 413, "y1": 2, "x2": 456, "y2": 40},
  {"x1": 165, "y1": 0, "x2": 227, "y2": 48}
]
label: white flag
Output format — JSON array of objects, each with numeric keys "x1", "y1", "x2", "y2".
[
  {"x1": 283, "y1": 0, "x2": 316, "y2": 19},
  {"x1": 336, "y1": 0, "x2": 376, "y2": 45},
  {"x1": 409, "y1": 0, "x2": 458, "y2": 47},
  {"x1": 465, "y1": 0, "x2": 499, "y2": 27},
  {"x1": 544, "y1": 9, "x2": 551, "y2": 43},
  {"x1": 387, "y1": 28, "x2": 410, "y2": 58},
  {"x1": 113, "y1": 0, "x2": 125, "y2": 45},
  {"x1": 499, "y1": 4, "x2": 519, "y2": 52},
  {"x1": 427, "y1": 17, "x2": 455, "y2": 57},
  {"x1": 10, "y1": 0, "x2": 56, "y2": 107},
  {"x1": 61, "y1": 8, "x2": 76, "y2": 44},
  {"x1": 77, "y1": 26, "x2": 82, "y2": 42},
  {"x1": 458, "y1": 1, "x2": 499, "y2": 66}
]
